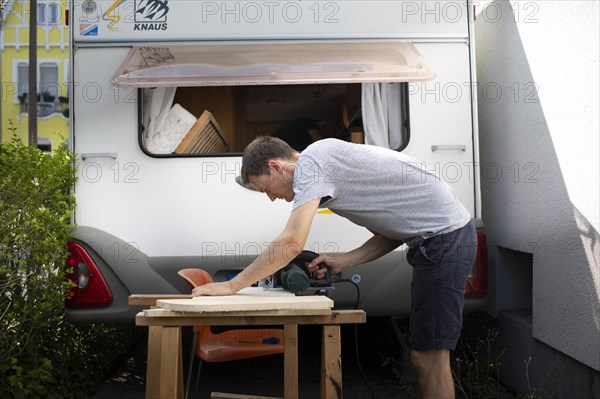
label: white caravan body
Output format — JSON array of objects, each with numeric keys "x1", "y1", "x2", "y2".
[{"x1": 68, "y1": 0, "x2": 484, "y2": 322}]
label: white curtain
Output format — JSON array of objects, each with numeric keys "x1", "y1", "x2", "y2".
[
  {"x1": 361, "y1": 83, "x2": 403, "y2": 149},
  {"x1": 143, "y1": 87, "x2": 199, "y2": 154},
  {"x1": 143, "y1": 87, "x2": 177, "y2": 140}
]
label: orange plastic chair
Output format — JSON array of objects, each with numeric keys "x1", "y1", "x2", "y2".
[{"x1": 177, "y1": 268, "x2": 284, "y2": 399}]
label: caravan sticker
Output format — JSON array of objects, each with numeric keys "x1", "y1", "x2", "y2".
[
  {"x1": 80, "y1": 0, "x2": 100, "y2": 23},
  {"x1": 134, "y1": 0, "x2": 169, "y2": 30},
  {"x1": 102, "y1": 0, "x2": 125, "y2": 31},
  {"x1": 79, "y1": 23, "x2": 99, "y2": 36},
  {"x1": 100, "y1": 0, "x2": 169, "y2": 32}
]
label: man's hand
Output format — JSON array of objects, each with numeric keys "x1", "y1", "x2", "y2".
[
  {"x1": 306, "y1": 254, "x2": 347, "y2": 278},
  {"x1": 191, "y1": 281, "x2": 236, "y2": 296}
]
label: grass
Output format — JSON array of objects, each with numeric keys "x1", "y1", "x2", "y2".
[{"x1": 380, "y1": 312, "x2": 513, "y2": 399}]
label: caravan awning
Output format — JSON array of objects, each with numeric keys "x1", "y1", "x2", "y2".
[{"x1": 110, "y1": 40, "x2": 435, "y2": 87}]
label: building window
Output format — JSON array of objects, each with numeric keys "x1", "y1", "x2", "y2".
[
  {"x1": 37, "y1": 138, "x2": 52, "y2": 152},
  {"x1": 40, "y1": 63, "x2": 59, "y2": 97},
  {"x1": 37, "y1": 2, "x2": 60, "y2": 26},
  {"x1": 17, "y1": 63, "x2": 29, "y2": 96},
  {"x1": 15, "y1": 60, "x2": 61, "y2": 116},
  {"x1": 16, "y1": 61, "x2": 59, "y2": 97}
]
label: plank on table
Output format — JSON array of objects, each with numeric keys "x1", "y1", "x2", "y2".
[{"x1": 156, "y1": 288, "x2": 333, "y2": 313}]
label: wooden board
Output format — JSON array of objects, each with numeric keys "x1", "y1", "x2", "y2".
[
  {"x1": 128, "y1": 294, "x2": 191, "y2": 306},
  {"x1": 143, "y1": 308, "x2": 332, "y2": 317},
  {"x1": 175, "y1": 109, "x2": 228, "y2": 154},
  {"x1": 156, "y1": 287, "x2": 333, "y2": 313},
  {"x1": 136, "y1": 310, "x2": 366, "y2": 327}
]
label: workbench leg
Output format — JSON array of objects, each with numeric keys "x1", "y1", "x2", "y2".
[
  {"x1": 321, "y1": 325, "x2": 342, "y2": 399},
  {"x1": 283, "y1": 324, "x2": 298, "y2": 399},
  {"x1": 159, "y1": 326, "x2": 184, "y2": 399},
  {"x1": 146, "y1": 326, "x2": 162, "y2": 399}
]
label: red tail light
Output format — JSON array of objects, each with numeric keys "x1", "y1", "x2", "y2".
[
  {"x1": 65, "y1": 242, "x2": 113, "y2": 308},
  {"x1": 464, "y1": 231, "x2": 488, "y2": 298}
]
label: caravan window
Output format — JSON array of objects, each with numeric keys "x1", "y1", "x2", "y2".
[
  {"x1": 111, "y1": 40, "x2": 433, "y2": 156},
  {"x1": 139, "y1": 83, "x2": 410, "y2": 156}
]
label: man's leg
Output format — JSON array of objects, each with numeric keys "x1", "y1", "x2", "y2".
[
  {"x1": 406, "y1": 221, "x2": 477, "y2": 399},
  {"x1": 411, "y1": 348, "x2": 454, "y2": 399}
]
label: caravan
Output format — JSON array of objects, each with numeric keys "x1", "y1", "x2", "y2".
[{"x1": 66, "y1": 0, "x2": 486, "y2": 323}]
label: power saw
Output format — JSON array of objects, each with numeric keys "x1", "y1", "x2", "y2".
[{"x1": 267, "y1": 250, "x2": 334, "y2": 295}]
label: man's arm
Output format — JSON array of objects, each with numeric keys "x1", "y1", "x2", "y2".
[
  {"x1": 192, "y1": 198, "x2": 321, "y2": 296},
  {"x1": 338, "y1": 233, "x2": 403, "y2": 267},
  {"x1": 308, "y1": 233, "x2": 403, "y2": 277}
]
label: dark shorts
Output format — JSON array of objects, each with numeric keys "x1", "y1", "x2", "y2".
[{"x1": 407, "y1": 221, "x2": 477, "y2": 351}]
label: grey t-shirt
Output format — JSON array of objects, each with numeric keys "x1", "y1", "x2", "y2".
[{"x1": 292, "y1": 139, "x2": 471, "y2": 247}]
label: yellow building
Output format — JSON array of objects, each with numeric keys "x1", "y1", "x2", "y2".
[{"x1": 1, "y1": 0, "x2": 69, "y2": 149}]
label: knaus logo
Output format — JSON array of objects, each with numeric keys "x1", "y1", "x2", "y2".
[
  {"x1": 99, "y1": 0, "x2": 170, "y2": 31},
  {"x1": 134, "y1": 0, "x2": 169, "y2": 30}
]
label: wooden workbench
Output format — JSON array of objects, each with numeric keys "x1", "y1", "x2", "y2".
[{"x1": 130, "y1": 292, "x2": 365, "y2": 399}]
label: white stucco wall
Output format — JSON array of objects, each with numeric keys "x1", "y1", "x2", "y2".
[{"x1": 475, "y1": 0, "x2": 599, "y2": 370}]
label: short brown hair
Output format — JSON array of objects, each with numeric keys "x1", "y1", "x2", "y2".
[{"x1": 241, "y1": 136, "x2": 296, "y2": 185}]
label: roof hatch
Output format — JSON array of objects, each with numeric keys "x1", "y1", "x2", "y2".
[{"x1": 111, "y1": 40, "x2": 435, "y2": 87}]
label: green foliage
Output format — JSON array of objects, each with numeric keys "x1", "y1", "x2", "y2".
[
  {"x1": 0, "y1": 321, "x2": 140, "y2": 398},
  {"x1": 452, "y1": 328, "x2": 505, "y2": 399},
  {"x1": 0, "y1": 123, "x2": 138, "y2": 398},
  {"x1": 0, "y1": 126, "x2": 76, "y2": 361},
  {"x1": 383, "y1": 313, "x2": 506, "y2": 399}
]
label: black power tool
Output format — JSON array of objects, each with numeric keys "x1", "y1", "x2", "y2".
[{"x1": 273, "y1": 250, "x2": 333, "y2": 295}]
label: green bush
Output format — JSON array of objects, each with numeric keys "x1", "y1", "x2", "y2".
[
  {"x1": 0, "y1": 126, "x2": 138, "y2": 398},
  {"x1": 0, "y1": 131, "x2": 75, "y2": 350}
]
